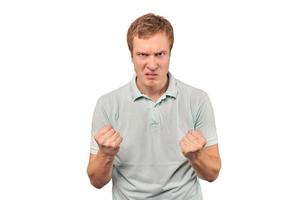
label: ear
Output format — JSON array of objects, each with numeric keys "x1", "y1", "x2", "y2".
[{"x1": 130, "y1": 52, "x2": 134, "y2": 63}]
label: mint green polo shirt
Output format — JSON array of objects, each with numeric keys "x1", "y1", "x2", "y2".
[{"x1": 90, "y1": 72, "x2": 218, "y2": 200}]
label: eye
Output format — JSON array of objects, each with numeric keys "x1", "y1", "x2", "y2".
[
  {"x1": 155, "y1": 52, "x2": 166, "y2": 57},
  {"x1": 137, "y1": 53, "x2": 148, "y2": 57}
]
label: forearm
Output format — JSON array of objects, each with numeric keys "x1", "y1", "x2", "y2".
[
  {"x1": 87, "y1": 152, "x2": 114, "y2": 188},
  {"x1": 188, "y1": 149, "x2": 221, "y2": 182}
]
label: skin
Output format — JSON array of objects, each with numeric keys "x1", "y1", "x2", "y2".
[
  {"x1": 87, "y1": 125, "x2": 123, "y2": 188},
  {"x1": 131, "y1": 32, "x2": 171, "y2": 101},
  {"x1": 180, "y1": 130, "x2": 221, "y2": 182},
  {"x1": 87, "y1": 32, "x2": 221, "y2": 189}
]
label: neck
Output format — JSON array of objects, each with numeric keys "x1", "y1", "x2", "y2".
[{"x1": 136, "y1": 74, "x2": 169, "y2": 101}]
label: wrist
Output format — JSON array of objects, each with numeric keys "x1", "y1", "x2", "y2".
[
  {"x1": 187, "y1": 149, "x2": 203, "y2": 163},
  {"x1": 97, "y1": 151, "x2": 115, "y2": 162}
]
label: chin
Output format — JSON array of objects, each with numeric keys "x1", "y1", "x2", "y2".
[
  {"x1": 144, "y1": 79, "x2": 158, "y2": 87},
  {"x1": 145, "y1": 81, "x2": 157, "y2": 87}
]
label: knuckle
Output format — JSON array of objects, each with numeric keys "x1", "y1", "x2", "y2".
[
  {"x1": 97, "y1": 138, "x2": 104, "y2": 144},
  {"x1": 103, "y1": 141, "x2": 111, "y2": 147},
  {"x1": 103, "y1": 124, "x2": 112, "y2": 131},
  {"x1": 94, "y1": 135, "x2": 99, "y2": 141},
  {"x1": 111, "y1": 142, "x2": 117, "y2": 148},
  {"x1": 107, "y1": 140, "x2": 116, "y2": 147}
]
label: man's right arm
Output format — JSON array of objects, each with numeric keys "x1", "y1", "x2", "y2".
[
  {"x1": 87, "y1": 125, "x2": 123, "y2": 189},
  {"x1": 87, "y1": 152, "x2": 114, "y2": 189}
]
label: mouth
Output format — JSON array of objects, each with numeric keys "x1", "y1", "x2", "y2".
[
  {"x1": 145, "y1": 73, "x2": 158, "y2": 79},
  {"x1": 145, "y1": 73, "x2": 158, "y2": 76}
]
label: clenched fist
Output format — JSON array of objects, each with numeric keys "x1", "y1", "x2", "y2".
[
  {"x1": 179, "y1": 129, "x2": 207, "y2": 160},
  {"x1": 94, "y1": 125, "x2": 123, "y2": 157}
]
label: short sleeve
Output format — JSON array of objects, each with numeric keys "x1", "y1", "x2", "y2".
[
  {"x1": 90, "y1": 98, "x2": 110, "y2": 154},
  {"x1": 194, "y1": 94, "x2": 218, "y2": 147}
]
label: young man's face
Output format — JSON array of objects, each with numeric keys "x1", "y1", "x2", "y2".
[{"x1": 131, "y1": 32, "x2": 171, "y2": 90}]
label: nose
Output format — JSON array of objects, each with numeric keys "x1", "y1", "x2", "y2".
[{"x1": 146, "y1": 55, "x2": 159, "y2": 71}]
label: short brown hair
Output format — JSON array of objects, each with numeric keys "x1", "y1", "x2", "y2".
[{"x1": 127, "y1": 13, "x2": 174, "y2": 56}]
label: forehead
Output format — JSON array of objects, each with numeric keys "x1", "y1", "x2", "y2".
[{"x1": 132, "y1": 32, "x2": 170, "y2": 52}]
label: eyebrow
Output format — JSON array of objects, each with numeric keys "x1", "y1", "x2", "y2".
[
  {"x1": 136, "y1": 52, "x2": 149, "y2": 56},
  {"x1": 136, "y1": 51, "x2": 167, "y2": 55}
]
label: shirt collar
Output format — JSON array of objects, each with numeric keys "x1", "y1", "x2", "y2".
[{"x1": 130, "y1": 72, "x2": 178, "y2": 101}]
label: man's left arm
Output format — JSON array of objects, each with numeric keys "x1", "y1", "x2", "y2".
[{"x1": 180, "y1": 130, "x2": 221, "y2": 182}]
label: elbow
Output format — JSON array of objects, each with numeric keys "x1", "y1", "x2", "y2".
[
  {"x1": 87, "y1": 169, "x2": 108, "y2": 189},
  {"x1": 204, "y1": 163, "x2": 221, "y2": 182},
  {"x1": 205, "y1": 174, "x2": 219, "y2": 182},
  {"x1": 204, "y1": 171, "x2": 219, "y2": 183},
  {"x1": 91, "y1": 181, "x2": 104, "y2": 189},
  {"x1": 88, "y1": 174, "x2": 107, "y2": 189}
]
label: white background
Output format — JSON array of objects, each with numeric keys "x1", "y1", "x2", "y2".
[{"x1": 1, "y1": 0, "x2": 299, "y2": 199}]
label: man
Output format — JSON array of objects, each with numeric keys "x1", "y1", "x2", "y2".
[{"x1": 87, "y1": 13, "x2": 221, "y2": 200}]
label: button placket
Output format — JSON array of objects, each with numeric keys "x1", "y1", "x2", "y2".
[{"x1": 151, "y1": 106, "x2": 160, "y2": 126}]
